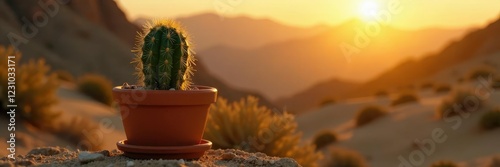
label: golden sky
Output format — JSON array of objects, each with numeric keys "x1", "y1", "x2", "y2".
[{"x1": 116, "y1": 0, "x2": 499, "y2": 29}]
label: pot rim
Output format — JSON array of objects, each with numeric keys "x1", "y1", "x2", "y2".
[
  {"x1": 112, "y1": 85, "x2": 217, "y2": 93},
  {"x1": 112, "y1": 85, "x2": 217, "y2": 106}
]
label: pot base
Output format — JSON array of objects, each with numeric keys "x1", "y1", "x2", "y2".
[{"x1": 116, "y1": 139, "x2": 212, "y2": 160}]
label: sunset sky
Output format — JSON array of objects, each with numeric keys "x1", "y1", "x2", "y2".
[{"x1": 116, "y1": 0, "x2": 499, "y2": 30}]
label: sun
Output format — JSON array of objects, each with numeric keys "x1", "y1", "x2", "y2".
[{"x1": 358, "y1": 1, "x2": 380, "y2": 21}]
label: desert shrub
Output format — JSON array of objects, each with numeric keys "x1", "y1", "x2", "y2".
[
  {"x1": 434, "y1": 84, "x2": 452, "y2": 93},
  {"x1": 204, "y1": 96, "x2": 322, "y2": 167},
  {"x1": 326, "y1": 148, "x2": 368, "y2": 167},
  {"x1": 467, "y1": 67, "x2": 496, "y2": 81},
  {"x1": 54, "y1": 70, "x2": 75, "y2": 83},
  {"x1": 52, "y1": 116, "x2": 103, "y2": 151},
  {"x1": 489, "y1": 156, "x2": 500, "y2": 167},
  {"x1": 480, "y1": 108, "x2": 500, "y2": 130},
  {"x1": 77, "y1": 74, "x2": 113, "y2": 106},
  {"x1": 492, "y1": 77, "x2": 500, "y2": 89},
  {"x1": 320, "y1": 98, "x2": 336, "y2": 107},
  {"x1": 312, "y1": 131, "x2": 338, "y2": 150},
  {"x1": 375, "y1": 90, "x2": 388, "y2": 97},
  {"x1": 355, "y1": 105, "x2": 388, "y2": 127},
  {"x1": 457, "y1": 77, "x2": 465, "y2": 83},
  {"x1": 429, "y1": 160, "x2": 458, "y2": 167},
  {"x1": 420, "y1": 82, "x2": 434, "y2": 90},
  {"x1": 391, "y1": 92, "x2": 419, "y2": 106},
  {"x1": 436, "y1": 89, "x2": 484, "y2": 119},
  {"x1": 0, "y1": 46, "x2": 60, "y2": 128}
]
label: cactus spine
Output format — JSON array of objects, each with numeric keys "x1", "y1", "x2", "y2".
[{"x1": 133, "y1": 20, "x2": 194, "y2": 90}]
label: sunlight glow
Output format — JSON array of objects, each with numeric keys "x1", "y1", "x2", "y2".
[{"x1": 359, "y1": 1, "x2": 380, "y2": 21}]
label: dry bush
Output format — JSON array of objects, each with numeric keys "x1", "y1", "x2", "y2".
[
  {"x1": 420, "y1": 82, "x2": 434, "y2": 90},
  {"x1": 375, "y1": 90, "x2": 388, "y2": 97},
  {"x1": 355, "y1": 105, "x2": 388, "y2": 127},
  {"x1": 467, "y1": 67, "x2": 496, "y2": 81},
  {"x1": 0, "y1": 46, "x2": 60, "y2": 128},
  {"x1": 492, "y1": 77, "x2": 500, "y2": 89},
  {"x1": 325, "y1": 147, "x2": 368, "y2": 167},
  {"x1": 52, "y1": 116, "x2": 103, "y2": 151},
  {"x1": 429, "y1": 160, "x2": 458, "y2": 167},
  {"x1": 77, "y1": 74, "x2": 113, "y2": 106},
  {"x1": 434, "y1": 84, "x2": 452, "y2": 93},
  {"x1": 319, "y1": 98, "x2": 336, "y2": 107},
  {"x1": 54, "y1": 70, "x2": 75, "y2": 83},
  {"x1": 436, "y1": 89, "x2": 484, "y2": 119},
  {"x1": 480, "y1": 108, "x2": 500, "y2": 130},
  {"x1": 391, "y1": 92, "x2": 419, "y2": 106},
  {"x1": 204, "y1": 96, "x2": 322, "y2": 167},
  {"x1": 488, "y1": 156, "x2": 500, "y2": 167},
  {"x1": 312, "y1": 131, "x2": 338, "y2": 151}
]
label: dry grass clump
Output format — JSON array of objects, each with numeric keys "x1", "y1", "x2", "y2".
[
  {"x1": 391, "y1": 92, "x2": 419, "y2": 106},
  {"x1": 480, "y1": 108, "x2": 500, "y2": 130},
  {"x1": 0, "y1": 46, "x2": 60, "y2": 129},
  {"x1": 467, "y1": 67, "x2": 496, "y2": 81},
  {"x1": 54, "y1": 70, "x2": 75, "y2": 83},
  {"x1": 355, "y1": 105, "x2": 388, "y2": 127},
  {"x1": 325, "y1": 147, "x2": 368, "y2": 167},
  {"x1": 420, "y1": 82, "x2": 434, "y2": 90},
  {"x1": 429, "y1": 160, "x2": 458, "y2": 167},
  {"x1": 77, "y1": 74, "x2": 113, "y2": 106},
  {"x1": 491, "y1": 77, "x2": 500, "y2": 89},
  {"x1": 319, "y1": 98, "x2": 336, "y2": 107},
  {"x1": 488, "y1": 156, "x2": 500, "y2": 167},
  {"x1": 312, "y1": 131, "x2": 338, "y2": 151},
  {"x1": 436, "y1": 89, "x2": 484, "y2": 119},
  {"x1": 204, "y1": 96, "x2": 322, "y2": 167},
  {"x1": 374, "y1": 90, "x2": 388, "y2": 97},
  {"x1": 51, "y1": 116, "x2": 103, "y2": 151},
  {"x1": 434, "y1": 84, "x2": 452, "y2": 93}
]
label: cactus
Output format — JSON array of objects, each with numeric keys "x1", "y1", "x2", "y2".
[{"x1": 133, "y1": 20, "x2": 194, "y2": 90}]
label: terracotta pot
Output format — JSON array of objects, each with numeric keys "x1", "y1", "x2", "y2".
[{"x1": 112, "y1": 85, "x2": 217, "y2": 146}]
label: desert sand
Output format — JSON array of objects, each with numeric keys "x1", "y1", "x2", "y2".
[{"x1": 298, "y1": 85, "x2": 500, "y2": 167}]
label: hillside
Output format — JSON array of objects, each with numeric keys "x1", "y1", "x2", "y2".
[
  {"x1": 0, "y1": 0, "x2": 274, "y2": 105},
  {"x1": 193, "y1": 59, "x2": 275, "y2": 108},
  {"x1": 200, "y1": 19, "x2": 467, "y2": 100},
  {"x1": 135, "y1": 13, "x2": 328, "y2": 50},
  {"x1": 276, "y1": 78, "x2": 360, "y2": 114},
  {"x1": 345, "y1": 17, "x2": 500, "y2": 98},
  {"x1": 297, "y1": 88, "x2": 500, "y2": 166},
  {"x1": 0, "y1": 0, "x2": 135, "y2": 85}
]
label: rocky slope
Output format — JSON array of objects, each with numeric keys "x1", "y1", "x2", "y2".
[
  {"x1": 0, "y1": 0, "x2": 274, "y2": 105},
  {"x1": 0, "y1": 147, "x2": 299, "y2": 167}
]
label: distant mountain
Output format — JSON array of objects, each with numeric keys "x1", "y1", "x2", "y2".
[
  {"x1": 134, "y1": 13, "x2": 329, "y2": 50},
  {"x1": 0, "y1": 0, "x2": 274, "y2": 106},
  {"x1": 200, "y1": 19, "x2": 467, "y2": 100},
  {"x1": 276, "y1": 78, "x2": 359, "y2": 114},
  {"x1": 192, "y1": 59, "x2": 275, "y2": 108},
  {"x1": 345, "y1": 17, "x2": 500, "y2": 98}
]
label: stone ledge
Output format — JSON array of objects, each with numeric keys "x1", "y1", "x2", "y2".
[{"x1": 0, "y1": 147, "x2": 300, "y2": 167}]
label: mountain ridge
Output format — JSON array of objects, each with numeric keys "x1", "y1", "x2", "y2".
[{"x1": 199, "y1": 19, "x2": 468, "y2": 100}]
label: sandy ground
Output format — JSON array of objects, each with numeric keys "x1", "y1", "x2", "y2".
[
  {"x1": 54, "y1": 83, "x2": 126, "y2": 151},
  {"x1": 298, "y1": 84, "x2": 500, "y2": 167},
  {"x1": 0, "y1": 83, "x2": 125, "y2": 156},
  {"x1": 0, "y1": 147, "x2": 299, "y2": 167}
]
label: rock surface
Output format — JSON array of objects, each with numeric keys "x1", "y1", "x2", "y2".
[{"x1": 0, "y1": 147, "x2": 300, "y2": 167}]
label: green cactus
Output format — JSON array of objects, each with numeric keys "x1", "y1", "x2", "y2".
[{"x1": 133, "y1": 20, "x2": 194, "y2": 90}]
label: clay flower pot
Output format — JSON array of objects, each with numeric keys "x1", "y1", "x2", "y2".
[{"x1": 112, "y1": 85, "x2": 217, "y2": 147}]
